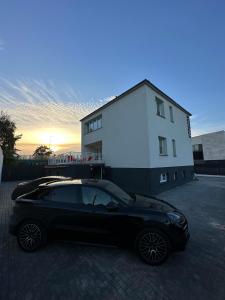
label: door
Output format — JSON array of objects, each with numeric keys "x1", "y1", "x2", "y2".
[
  {"x1": 81, "y1": 186, "x2": 127, "y2": 245},
  {"x1": 39, "y1": 185, "x2": 94, "y2": 241}
]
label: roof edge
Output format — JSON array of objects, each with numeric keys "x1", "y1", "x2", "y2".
[
  {"x1": 80, "y1": 79, "x2": 191, "y2": 122},
  {"x1": 192, "y1": 130, "x2": 225, "y2": 138}
]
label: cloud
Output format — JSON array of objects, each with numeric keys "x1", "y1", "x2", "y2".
[
  {"x1": 191, "y1": 114, "x2": 225, "y2": 136},
  {"x1": 0, "y1": 78, "x2": 115, "y2": 153},
  {"x1": 0, "y1": 39, "x2": 5, "y2": 50}
]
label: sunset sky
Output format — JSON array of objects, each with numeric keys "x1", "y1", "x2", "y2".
[{"x1": 0, "y1": 1, "x2": 225, "y2": 155}]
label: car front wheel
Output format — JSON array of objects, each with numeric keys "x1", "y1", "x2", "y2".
[
  {"x1": 17, "y1": 221, "x2": 47, "y2": 252},
  {"x1": 136, "y1": 229, "x2": 171, "y2": 265}
]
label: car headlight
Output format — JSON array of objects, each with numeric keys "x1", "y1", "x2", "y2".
[{"x1": 167, "y1": 212, "x2": 186, "y2": 227}]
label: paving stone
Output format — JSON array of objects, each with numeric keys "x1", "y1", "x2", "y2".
[{"x1": 0, "y1": 178, "x2": 225, "y2": 300}]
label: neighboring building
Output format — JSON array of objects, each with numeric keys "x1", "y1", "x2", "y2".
[
  {"x1": 192, "y1": 131, "x2": 225, "y2": 161},
  {"x1": 0, "y1": 147, "x2": 3, "y2": 184},
  {"x1": 80, "y1": 79, "x2": 194, "y2": 195}
]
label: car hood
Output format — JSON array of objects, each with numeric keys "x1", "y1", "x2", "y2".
[{"x1": 133, "y1": 194, "x2": 176, "y2": 212}]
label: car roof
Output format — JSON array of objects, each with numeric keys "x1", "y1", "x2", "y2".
[
  {"x1": 38, "y1": 176, "x2": 70, "y2": 180},
  {"x1": 40, "y1": 179, "x2": 112, "y2": 188}
]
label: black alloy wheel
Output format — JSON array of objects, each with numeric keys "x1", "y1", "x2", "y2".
[
  {"x1": 17, "y1": 221, "x2": 46, "y2": 252},
  {"x1": 136, "y1": 229, "x2": 170, "y2": 265}
]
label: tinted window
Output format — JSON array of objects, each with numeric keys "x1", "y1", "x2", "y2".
[
  {"x1": 101, "y1": 181, "x2": 132, "y2": 205},
  {"x1": 82, "y1": 186, "x2": 116, "y2": 207},
  {"x1": 41, "y1": 186, "x2": 81, "y2": 203},
  {"x1": 82, "y1": 186, "x2": 97, "y2": 205},
  {"x1": 94, "y1": 189, "x2": 114, "y2": 207}
]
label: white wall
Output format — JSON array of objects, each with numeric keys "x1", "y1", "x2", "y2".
[
  {"x1": 145, "y1": 86, "x2": 194, "y2": 168},
  {"x1": 0, "y1": 147, "x2": 3, "y2": 183},
  {"x1": 82, "y1": 83, "x2": 194, "y2": 168},
  {"x1": 82, "y1": 85, "x2": 150, "y2": 168},
  {"x1": 192, "y1": 131, "x2": 225, "y2": 160}
]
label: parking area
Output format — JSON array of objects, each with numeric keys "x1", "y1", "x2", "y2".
[{"x1": 0, "y1": 176, "x2": 225, "y2": 300}]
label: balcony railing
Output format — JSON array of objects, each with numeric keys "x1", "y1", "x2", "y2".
[{"x1": 48, "y1": 152, "x2": 104, "y2": 165}]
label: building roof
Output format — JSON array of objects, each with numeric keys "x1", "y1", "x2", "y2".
[
  {"x1": 192, "y1": 130, "x2": 225, "y2": 139},
  {"x1": 80, "y1": 79, "x2": 192, "y2": 122}
]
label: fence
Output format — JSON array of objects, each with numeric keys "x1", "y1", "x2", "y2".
[{"x1": 194, "y1": 160, "x2": 225, "y2": 176}]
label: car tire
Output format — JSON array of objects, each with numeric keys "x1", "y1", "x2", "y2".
[
  {"x1": 135, "y1": 228, "x2": 171, "y2": 265},
  {"x1": 17, "y1": 220, "x2": 47, "y2": 252}
]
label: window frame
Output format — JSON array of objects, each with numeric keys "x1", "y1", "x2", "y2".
[
  {"x1": 169, "y1": 106, "x2": 174, "y2": 123},
  {"x1": 160, "y1": 173, "x2": 168, "y2": 184},
  {"x1": 173, "y1": 171, "x2": 178, "y2": 181},
  {"x1": 158, "y1": 136, "x2": 168, "y2": 156},
  {"x1": 38, "y1": 185, "x2": 82, "y2": 204},
  {"x1": 155, "y1": 97, "x2": 165, "y2": 118},
  {"x1": 85, "y1": 115, "x2": 102, "y2": 134},
  {"x1": 81, "y1": 185, "x2": 125, "y2": 207},
  {"x1": 172, "y1": 139, "x2": 177, "y2": 157}
]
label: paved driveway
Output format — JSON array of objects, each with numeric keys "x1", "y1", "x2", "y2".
[{"x1": 0, "y1": 177, "x2": 225, "y2": 300}]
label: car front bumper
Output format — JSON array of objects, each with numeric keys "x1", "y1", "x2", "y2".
[{"x1": 170, "y1": 223, "x2": 190, "y2": 251}]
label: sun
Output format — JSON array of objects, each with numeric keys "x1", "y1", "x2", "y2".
[{"x1": 40, "y1": 132, "x2": 67, "y2": 146}]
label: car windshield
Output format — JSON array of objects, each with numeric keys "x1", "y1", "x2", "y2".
[{"x1": 103, "y1": 181, "x2": 133, "y2": 205}]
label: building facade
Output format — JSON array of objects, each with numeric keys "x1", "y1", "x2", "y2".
[
  {"x1": 81, "y1": 80, "x2": 194, "y2": 195},
  {"x1": 192, "y1": 131, "x2": 225, "y2": 161}
]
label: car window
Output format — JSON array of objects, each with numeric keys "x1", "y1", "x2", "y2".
[
  {"x1": 94, "y1": 189, "x2": 114, "y2": 207},
  {"x1": 102, "y1": 181, "x2": 132, "y2": 205},
  {"x1": 82, "y1": 186, "x2": 116, "y2": 207},
  {"x1": 82, "y1": 186, "x2": 97, "y2": 205},
  {"x1": 41, "y1": 186, "x2": 81, "y2": 204}
]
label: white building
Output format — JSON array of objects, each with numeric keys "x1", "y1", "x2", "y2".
[
  {"x1": 0, "y1": 147, "x2": 3, "y2": 184},
  {"x1": 81, "y1": 79, "x2": 194, "y2": 194},
  {"x1": 192, "y1": 130, "x2": 225, "y2": 161}
]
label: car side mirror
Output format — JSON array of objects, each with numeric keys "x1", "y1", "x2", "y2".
[{"x1": 107, "y1": 201, "x2": 119, "y2": 212}]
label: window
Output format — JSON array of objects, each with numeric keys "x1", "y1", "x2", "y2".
[
  {"x1": 172, "y1": 139, "x2": 177, "y2": 157},
  {"x1": 174, "y1": 171, "x2": 178, "y2": 181},
  {"x1": 182, "y1": 170, "x2": 186, "y2": 178},
  {"x1": 192, "y1": 144, "x2": 203, "y2": 152},
  {"x1": 85, "y1": 115, "x2": 102, "y2": 134},
  {"x1": 158, "y1": 136, "x2": 167, "y2": 155},
  {"x1": 82, "y1": 186, "x2": 96, "y2": 205},
  {"x1": 169, "y1": 106, "x2": 174, "y2": 122},
  {"x1": 93, "y1": 119, "x2": 97, "y2": 130},
  {"x1": 187, "y1": 115, "x2": 191, "y2": 138},
  {"x1": 82, "y1": 186, "x2": 115, "y2": 207},
  {"x1": 192, "y1": 144, "x2": 204, "y2": 160},
  {"x1": 101, "y1": 180, "x2": 132, "y2": 205},
  {"x1": 160, "y1": 173, "x2": 168, "y2": 183},
  {"x1": 97, "y1": 117, "x2": 102, "y2": 129},
  {"x1": 156, "y1": 97, "x2": 165, "y2": 118},
  {"x1": 42, "y1": 186, "x2": 81, "y2": 204},
  {"x1": 94, "y1": 189, "x2": 114, "y2": 207}
]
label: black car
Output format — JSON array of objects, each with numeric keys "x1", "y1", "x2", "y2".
[
  {"x1": 9, "y1": 179, "x2": 189, "y2": 265},
  {"x1": 11, "y1": 176, "x2": 72, "y2": 200}
]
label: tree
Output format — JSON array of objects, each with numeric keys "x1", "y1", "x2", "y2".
[
  {"x1": 33, "y1": 145, "x2": 53, "y2": 159},
  {"x1": 0, "y1": 111, "x2": 22, "y2": 164}
]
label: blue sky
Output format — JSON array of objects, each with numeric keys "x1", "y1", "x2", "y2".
[{"x1": 0, "y1": 0, "x2": 225, "y2": 153}]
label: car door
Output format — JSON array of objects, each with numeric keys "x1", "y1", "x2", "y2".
[
  {"x1": 39, "y1": 185, "x2": 94, "y2": 240},
  {"x1": 82, "y1": 186, "x2": 127, "y2": 244}
]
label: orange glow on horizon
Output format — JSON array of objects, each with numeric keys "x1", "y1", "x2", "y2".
[{"x1": 16, "y1": 128, "x2": 81, "y2": 154}]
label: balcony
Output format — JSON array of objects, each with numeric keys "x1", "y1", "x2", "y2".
[{"x1": 48, "y1": 152, "x2": 104, "y2": 165}]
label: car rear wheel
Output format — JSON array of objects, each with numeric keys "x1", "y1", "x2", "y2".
[
  {"x1": 136, "y1": 229, "x2": 171, "y2": 265},
  {"x1": 17, "y1": 221, "x2": 47, "y2": 252}
]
